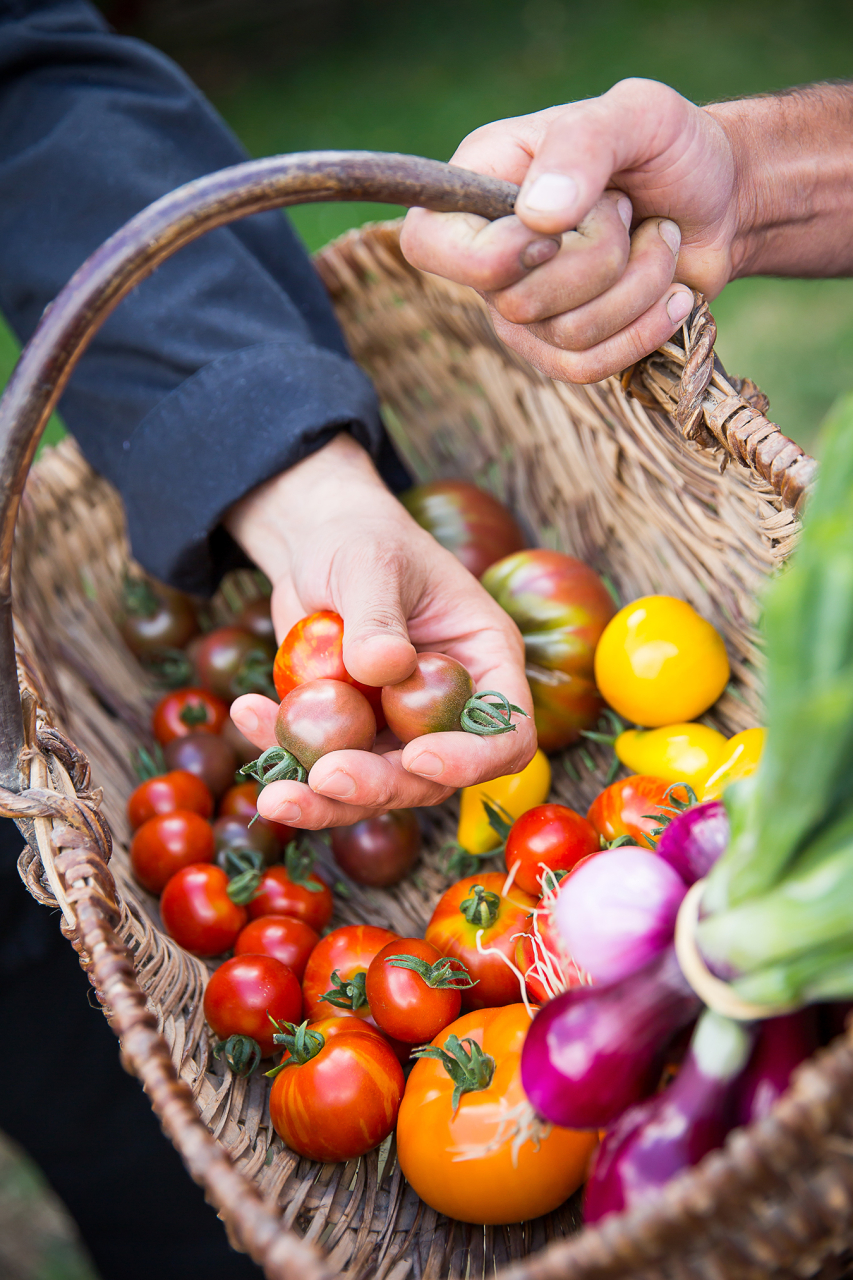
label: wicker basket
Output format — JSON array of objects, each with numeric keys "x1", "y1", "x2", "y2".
[{"x1": 3, "y1": 152, "x2": 852, "y2": 1280}]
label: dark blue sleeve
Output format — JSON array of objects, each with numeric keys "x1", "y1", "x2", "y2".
[{"x1": 0, "y1": 0, "x2": 408, "y2": 593}]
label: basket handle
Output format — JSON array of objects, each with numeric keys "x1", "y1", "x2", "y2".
[{"x1": 0, "y1": 150, "x2": 816, "y2": 787}]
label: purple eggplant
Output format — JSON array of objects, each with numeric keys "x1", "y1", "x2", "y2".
[
  {"x1": 656, "y1": 800, "x2": 729, "y2": 886},
  {"x1": 584, "y1": 1010, "x2": 755, "y2": 1222},
  {"x1": 735, "y1": 1008, "x2": 818, "y2": 1125},
  {"x1": 520, "y1": 946, "x2": 701, "y2": 1129}
]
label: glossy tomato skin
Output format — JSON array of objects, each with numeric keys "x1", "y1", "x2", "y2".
[
  {"x1": 400, "y1": 480, "x2": 525, "y2": 578},
  {"x1": 130, "y1": 810, "x2": 215, "y2": 894},
  {"x1": 234, "y1": 915, "x2": 320, "y2": 981},
  {"x1": 505, "y1": 804, "x2": 600, "y2": 896},
  {"x1": 204, "y1": 954, "x2": 302, "y2": 1056},
  {"x1": 236, "y1": 596, "x2": 276, "y2": 643},
  {"x1": 381, "y1": 653, "x2": 474, "y2": 743},
  {"x1": 194, "y1": 626, "x2": 275, "y2": 702},
  {"x1": 481, "y1": 550, "x2": 615, "y2": 752},
  {"x1": 587, "y1": 775, "x2": 689, "y2": 846},
  {"x1": 269, "y1": 1025, "x2": 403, "y2": 1161},
  {"x1": 302, "y1": 924, "x2": 399, "y2": 1022},
  {"x1": 272, "y1": 610, "x2": 384, "y2": 725},
  {"x1": 160, "y1": 864, "x2": 247, "y2": 957},
  {"x1": 366, "y1": 938, "x2": 463, "y2": 1043},
  {"x1": 397, "y1": 1005, "x2": 598, "y2": 1224},
  {"x1": 219, "y1": 781, "x2": 295, "y2": 848},
  {"x1": 163, "y1": 731, "x2": 237, "y2": 799},
  {"x1": 330, "y1": 810, "x2": 421, "y2": 887},
  {"x1": 275, "y1": 679, "x2": 376, "y2": 771},
  {"x1": 247, "y1": 864, "x2": 333, "y2": 932},
  {"x1": 120, "y1": 581, "x2": 199, "y2": 659},
  {"x1": 425, "y1": 873, "x2": 536, "y2": 1010},
  {"x1": 152, "y1": 687, "x2": 229, "y2": 746},
  {"x1": 213, "y1": 814, "x2": 278, "y2": 865},
  {"x1": 127, "y1": 770, "x2": 213, "y2": 830}
]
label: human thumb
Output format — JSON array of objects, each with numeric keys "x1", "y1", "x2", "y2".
[{"x1": 337, "y1": 554, "x2": 418, "y2": 689}]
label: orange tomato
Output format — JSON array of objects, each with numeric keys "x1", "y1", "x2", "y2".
[
  {"x1": 425, "y1": 874, "x2": 536, "y2": 1010},
  {"x1": 587, "y1": 776, "x2": 690, "y2": 847}
]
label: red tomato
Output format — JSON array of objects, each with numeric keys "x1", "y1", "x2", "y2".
[
  {"x1": 127, "y1": 770, "x2": 213, "y2": 830},
  {"x1": 269, "y1": 1020, "x2": 403, "y2": 1161},
  {"x1": 219, "y1": 781, "x2": 295, "y2": 848},
  {"x1": 381, "y1": 652, "x2": 475, "y2": 743},
  {"x1": 366, "y1": 938, "x2": 469, "y2": 1043},
  {"x1": 425, "y1": 873, "x2": 537, "y2": 1010},
  {"x1": 302, "y1": 924, "x2": 399, "y2": 1022},
  {"x1": 272, "y1": 610, "x2": 384, "y2": 726},
  {"x1": 515, "y1": 899, "x2": 588, "y2": 1003},
  {"x1": 275, "y1": 679, "x2": 376, "y2": 771},
  {"x1": 130, "y1": 809, "x2": 215, "y2": 894},
  {"x1": 330, "y1": 810, "x2": 421, "y2": 887},
  {"x1": 234, "y1": 915, "x2": 320, "y2": 980},
  {"x1": 152, "y1": 687, "x2": 229, "y2": 745},
  {"x1": 505, "y1": 803, "x2": 600, "y2": 896},
  {"x1": 247, "y1": 861, "x2": 333, "y2": 932},
  {"x1": 587, "y1": 776, "x2": 690, "y2": 846},
  {"x1": 163, "y1": 731, "x2": 237, "y2": 799},
  {"x1": 194, "y1": 625, "x2": 275, "y2": 702},
  {"x1": 160, "y1": 864, "x2": 247, "y2": 957},
  {"x1": 400, "y1": 480, "x2": 525, "y2": 578},
  {"x1": 203, "y1": 954, "x2": 302, "y2": 1056}
]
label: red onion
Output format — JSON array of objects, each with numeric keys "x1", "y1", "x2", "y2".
[
  {"x1": 520, "y1": 946, "x2": 701, "y2": 1129},
  {"x1": 554, "y1": 847, "x2": 686, "y2": 985},
  {"x1": 735, "y1": 1009, "x2": 818, "y2": 1125},
  {"x1": 655, "y1": 800, "x2": 729, "y2": 885}
]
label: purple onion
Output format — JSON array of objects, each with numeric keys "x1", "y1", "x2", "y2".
[
  {"x1": 584, "y1": 1010, "x2": 755, "y2": 1222},
  {"x1": 520, "y1": 946, "x2": 701, "y2": 1129},
  {"x1": 656, "y1": 800, "x2": 729, "y2": 885},
  {"x1": 735, "y1": 1009, "x2": 818, "y2": 1125},
  {"x1": 554, "y1": 847, "x2": 686, "y2": 985}
]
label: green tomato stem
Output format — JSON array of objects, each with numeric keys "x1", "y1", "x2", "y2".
[
  {"x1": 387, "y1": 953, "x2": 477, "y2": 990},
  {"x1": 412, "y1": 1034, "x2": 495, "y2": 1112},
  {"x1": 214, "y1": 1034, "x2": 262, "y2": 1078},
  {"x1": 459, "y1": 884, "x2": 501, "y2": 929},
  {"x1": 321, "y1": 969, "x2": 368, "y2": 1012},
  {"x1": 460, "y1": 691, "x2": 528, "y2": 736}
]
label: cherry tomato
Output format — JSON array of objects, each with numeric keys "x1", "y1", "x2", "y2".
[
  {"x1": 481, "y1": 550, "x2": 615, "y2": 751},
  {"x1": 152, "y1": 687, "x2": 229, "y2": 745},
  {"x1": 515, "y1": 895, "x2": 588, "y2": 1004},
  {"x1": 366, "y1": 938, "x2": 469, "y2": 1044},
  {"x1": 213, "y1": 814, "x2": 277, "y2": 865},
  {"x1": 587, "y1": 775, "x2": 689, "y2": 846},
  {"x1": 130, "y1": 809, "x2": 215, "y2": 894},
  {"x1": 302, "y1": 924, "x2": 399, "y2": 1022},
  {"x1": 272, "y1": 610, "x2": 384, "y2": 726},
  {"x1": 160, "y1": 864, "x2": 247, "y2": 957},
  {"x1": 400, "y1": 480, "x2": 525, "y2": 578},
  {"x1": 234, "y1": 915, "x2": 320, "y2": 981},
  {"x1": 291, "y1": 1015, "x2": 389, "y2": 1052},
  {"x1": 275, "y1": 679, "x2": 376, "y2": 770},
  {"x1": 330, "y1": 810, "x2": 421, "y2": 887},
  {"x1": 236, "y1": 596, "x2": 276, "y2": 643},
  {"x1": 219, "y1": 780, "x2": 295, "y2": 848},
  {"x1": 120, "y1": 576, "x2": 199, "y2": 659},
  {"x1": 425, "y1": 873, "x2": 536, "y2": 1010},
  {"x1": 397, "y1": 1005, "x2": 598, "y2": 1224},
  {"x1": 594, "y1": 595, "x2": 730, "y2": 726},
  {"x1": 204, "y1": 954, "x2": 302, "y2": 1056},
  {"x1": 194, "y1": 625, "x2": 276, "y2": 702},
  {"x1": 381, "y1": 653, "x2": 474, "y2": 743},
  {"x1": 247, "y1": 860, "x2": 334, "y2": 932},
  {"x1": 163, "y1": 731, "x2": 237, "y2": 799},
  {"x1": 505, "y1": 803, "x2": 600, "y2": 896},
  {"x1": 127, "y1": 770, "x2": 213, "y2": 830},
  {"x1": 269, "y1": 1020, "x2": 403, "y2": 1161}
]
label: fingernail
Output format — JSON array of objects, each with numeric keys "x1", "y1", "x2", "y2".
[
  {"x1": 523, "y1": 172, "x2": 579, "y2": 214},
  {"x1": 314, "y1": 769, "x2": 356, "y2": 799},
  {"x1": 520, "y1": 237, "x2": 560, "y2": 270},
  {"x1": 238, "y1": 708, "x2": 259, "y2": 734},
  {"x1": 659, "y1": 219, "x2": 681, "y2": 255},
  {"x1": 407, "y1": 752, "x2": 443, "y2": 778},
  {"x1": 617, "y1": 196, "x2": 633, "y2": 231},
  {"x1": 666, "y1": 290, "x2": 693, "y2": 325},
  {"x1": 275, "y1": 801, "x2": 302, "y2": 823}
]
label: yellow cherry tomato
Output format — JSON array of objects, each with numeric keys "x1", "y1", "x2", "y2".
[
  {"x1": 615, "y1": 723, "x2": 727, "y2": 790},
  {"x1": 594, "y1": 595, "x2": 730, "y2": 726},
  {"x1": 457, "y1": 749, "x2": 551, "y2": 855},
  {"x1": 701, "y1": 727, "x2": 766, "y2": 800}
]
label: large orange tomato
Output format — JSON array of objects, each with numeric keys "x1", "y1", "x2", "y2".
[{"x1": 397, "y1": 1005, "x2": 598, "y2": 1224}]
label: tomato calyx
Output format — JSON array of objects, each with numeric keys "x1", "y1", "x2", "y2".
[
  {"x1": 231, "y1": 648, "x2": 277, "y2": 700},
  {"x1": 322, "y1": 969, "x2": 368, "y2": 1011},
  {"x1": 601, "y1": 833, "x2": 635, "y2": 850},
  {"x1": 387, "y1": 954, "x2": 477, "y2": 991},
  {"x1": 239, "y1": 746, "x2": 307, "y2": 791},
  {"x1": 459, "y1": 884, "x2": 501, "y2": 929},
  {"x1": 265, "y1": 1019, "x2": 326, "y2": 1077},
  {"x1": 284, "y1": 841, "x2": 324, "y2": 893},
  {"x1": 639, "y1": 782, "x2": 697, "y2": 848},
  {"x1": 461, "y1": 691, "x2": 528, "y2": 736},
  {"x1": 214, "y1": 1033, "x2": 262, "y2": 1078},
  {"x1": 179, "y1": 702, "x2": 212, "y2": 729},
  {"x1": 223, "y1": 847, "x2": 265, "y2": 905},
  {"x1": 442, "y1": 843, "x2": 482, "y2": 880},
  {"x1": 412, "y1": 1033, "x2": 496, "y2": 1112},
  {"x1": 139, "y1": 646, "x2": 195, "y2": 689},
  {"x1": 122, "y1": 572, "x2": 160, "y2": 619}
]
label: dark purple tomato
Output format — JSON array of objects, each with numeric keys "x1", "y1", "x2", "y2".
[
  {"x1": 331, "y1": 810, "x2": 422, "y2": 887},
  {"x1": 164, "y1": 731, "x2": 237, "y2": 799},
  {"x1": 212, "y1": 814, "x2": 278, "y2": 865},
  {"x1": 219, "y1": 781, "x2": 295, "y2": 849},
  {"x1": 120, "y1": 576, "x2": 199, "y2": 659},
  {"x1": 194, "y1": 625, "x2": 276, "y2": 702},
  {"x1": 381, "y1": 653, "x2": 474, "y2": 743},
  {"x1": 401, "y1": 480, "x2": 525, "y2": 578},
  {"x1": 275, "y1": 679, "x2": 376, "y2": 771},
  {"x1": 236, "y1": 597, "x2": 276, "y2": 643}
]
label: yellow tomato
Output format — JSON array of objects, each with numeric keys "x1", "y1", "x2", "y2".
[
  {"x1": 594, "y1": 595, "x2": 730, "y2": 726},
  {"x1": 615, "y1": 723, "x2": 727, "y2": 790},
  {"x1": 701, "y1": 727, "x2": 766, "y2": 800},
  {"x1": 457, "y1": 749, "x2": 551, "y2": 854}
]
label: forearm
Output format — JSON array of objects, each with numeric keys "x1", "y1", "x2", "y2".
[{"x1": 708, "y1": 83, "x2": 853, "y2": 281}]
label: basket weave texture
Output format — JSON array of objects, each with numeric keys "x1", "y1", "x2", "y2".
[{"x1": 7, "y1": 221, "x2": 853, "y2": 1280}]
